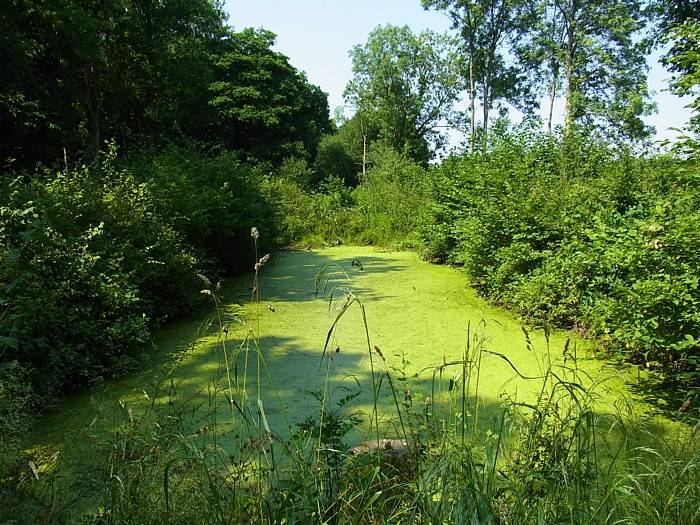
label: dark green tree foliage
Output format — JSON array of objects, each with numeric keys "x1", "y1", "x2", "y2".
[
  {"x1": 136, "y1": 145, "x2": 275, "y2": 273},
  {"x1": 422, "y1": 129, "x2": 700, "y2": 392},
  {"x1": 0, "y1": 145, "x2": 274, "y2": 395},
  {"x1": 345, "y1": 25, "x2": 462, "y2": 164},
  {"x1": 313, "y1": 115, "x2": 381, "y2": 186},
  {"x1": 314, "y1": 135, "x2": 359, "y2": 187},
  {"x1": 0, "y1": 1, "x2": 84, "y2": 167},
  {"x1": 0, "y1": 0, "x2": 226, "y2": 167},
  {"x1": 0, "y1": 2, "x2": 330, "y2": 168},
  {"x1": 209, "y1": 28, "x2": 332, "y2": 164}
]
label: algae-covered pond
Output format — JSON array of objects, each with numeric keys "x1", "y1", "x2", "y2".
[{"x1": 30, "y1": 247, "x2": 664, "y2": 477}]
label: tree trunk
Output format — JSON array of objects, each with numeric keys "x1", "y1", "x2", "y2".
[
  {"x1": 482, "y1": 79, "x2": 490, "y2": 147},
  {"x1": 563, "y1": 0, "x2": 577, "y2": 135},
  {"x1": 362, "y1": 133, "x2": 367, "y2": 177},
  {"x1": 83, "y1": 67, "x2": 101, "y2": 158},
  {"x1": 564, "y1": 40, "x2": 574, "y2": 134},
  {"x1": 548, "y1": 63, "x2": 558, "y2": 134},
  {"x1": 469, "y1": 58, "x2": 476, "y2": 153}
]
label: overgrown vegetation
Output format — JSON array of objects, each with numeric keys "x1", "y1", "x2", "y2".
[
  {"x1": 421, "y1": 128, "x2": 700, "y2": 397},
  {"x1": 2, "y1": 0, "x2": 700, "y2": 521},
  {"x1": 0, "y1": 144, "x2": 274, "y2": 423}
]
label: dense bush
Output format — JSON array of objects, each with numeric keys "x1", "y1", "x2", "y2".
[
  {"x1": 267, "y1": 145, "x2": 429, "y2": 248},
  {"x1": 136, "y1": 145, "x2": 275, "y2": 275},
  {"x1": 0, "y1": 144, "x2": 274, "y2": 404},
  {"x1": 422, "y1": 130, "x2": 700, "y2": 393}
]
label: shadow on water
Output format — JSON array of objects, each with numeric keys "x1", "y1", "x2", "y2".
[{"x1": 225, "y1": 249, "x2": 406, "y2": 305}]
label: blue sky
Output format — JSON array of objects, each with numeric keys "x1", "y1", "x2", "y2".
[{"x1": 224, "y1": 0, "x2": 692, "y2": 145}]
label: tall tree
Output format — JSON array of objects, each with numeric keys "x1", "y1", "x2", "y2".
[
  {"x1": 209, "y1": 28, "x2": 332, "y2": 164},
  {"x1": 422, "y1": 0, "x2": 532, "y2": 150},
  {"x1": 0, "y1": 0, "x2": 227, "y2": 167},
  {"x1": 662, "y1": 19, "x2": 700, "y2": 141},
  {"x1": 526, "y1": 0, "x2": 653, "y2": 140},
  {"x1": 344, "y1": 25, "x2": 462, "y2": 163}
]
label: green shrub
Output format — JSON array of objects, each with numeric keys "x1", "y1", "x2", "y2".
[
  {"x1": 0, "y1": 143, "x2": 278, "y2": 400},
  {"x1": 421, "y1": 129, "x2": 700, "y2": 393},
  {"x1": 353, "y1": 144, "x2": 429, "y2": 248},
  {"x1": 137, "y1": 145, "x2": 275, "y2": 275}
]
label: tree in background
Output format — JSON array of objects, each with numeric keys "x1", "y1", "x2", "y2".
[
  {"x1": 425, "y1": 0, "x2": 654, "y2": 144},
  {"x1": 209, "y1": 28, "x2": 332, "y2": 165},
  {"x1": 660, "y1": 2, "x2": 700, "y2": 149},
  {"x1": 550, "y1": 0, "x2": 653, "y2": 141},
  {"x1": 0, "y1": 0, "x2": 227, "y2": 167},
  {"x1": 422, "y1": 0, "x2": 534, "y2": 150},
  {"x1": 0, "y1": 2, "x2": 331, "y2": 169},
  {"x1": 344, "y1": 25, "x2": 462, "y2": 164},
  {"x1": 314, "y1": 134, "x2": 359, "y2": 187},
  {"x1": 313, "y1": 114, "x2": 382, "y2": 186}
]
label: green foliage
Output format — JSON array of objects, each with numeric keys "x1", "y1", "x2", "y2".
[
  {"x1": 345, "y1": 25, "x2": 462, "y2": 163},
  {"x1": 266, "y1": 146, "x2": 429, "y2": 249},
  {"x1": 422, "y1": 129, "x2": 700, "y2": 392},
  {"x1": 0, "y1": 0, "x2": 227, "y2": 166},
  {"x1": 353, "y1": 145, "x2": 430, "y2": 247},
  {"x1": 663, "y1": 19, "x2": 700, "y2": 143},
  {"x1": 0, "y1": 2, "x2": 331, "y2": 170},
  {"x1": 314, "y1": 134, "x2": 359, "y2": 187},
  {"x1": 209, "y1": 28, "x2": 332, "y2": 165},
  {"x1": 423, "y1": 0, "x2": 536, "y2": 146},
  {"x1": 135, "y1": 145, "x2": 275, "y2": 275},
  {"x1": 0, "y1": 143, "x2": 275, "y2": 405}
]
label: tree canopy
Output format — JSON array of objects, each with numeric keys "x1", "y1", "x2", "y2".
[
  {"x1": 344, "y1": 25, "x2": 463, "y2": 164},
  {"x1": 423, "y1": 0, "x2": 654, "y2": 143},
  {"x1": 0, "y1": 1, "x2": 330, "y2": 169}
]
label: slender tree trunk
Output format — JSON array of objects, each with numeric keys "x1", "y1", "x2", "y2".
[
  {"x1": 564, "y1": 39, "x2": 574, "y2": 134},
  {"x1": 362, "y1": 133, "x2": 367, "y2": 177},
  {"x1": 563, "y1": 0, "x2": 577, "y2": 135},
  {"x1": 482, "y1": 78, "x2": 490, "y2": 147},
  {"x1": 469, "y1": 57, "x2": 476, "y2": 153},
  {"x1": 83, "y1": 67, "x2": 101, "y2": 158},
  {"x1": 548, "y1": 64, "x2": 558, "y2": 134}
]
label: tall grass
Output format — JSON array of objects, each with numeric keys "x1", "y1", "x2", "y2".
[{"x1": 4, "y1": 233, "x2": 699, "y2": 524}]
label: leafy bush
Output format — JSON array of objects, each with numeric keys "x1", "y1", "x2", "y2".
[
  {"x1": 353, "y1": 144, "x2": 429, "y2": 248},
  {"x1": 136, "y1": 144, "x2": 275, "y2": 275},
  {"x1": 422, "y1": 129, "x2": 700, "y2": 393},
  {"x1": 267, "y1": 145, "x2": 429, "y2": 249},
  {"x1": 0, "y1": 143, "x2": 277, "y2": 403}
]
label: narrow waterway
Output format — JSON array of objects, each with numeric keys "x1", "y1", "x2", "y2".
[{"x1": 30, "y1": 247, "x2": 666, "y2": 488}]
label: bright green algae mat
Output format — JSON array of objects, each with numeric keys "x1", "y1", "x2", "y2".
[{"x1": 30, "y1": 247, "x2": 668, "y2": 469}]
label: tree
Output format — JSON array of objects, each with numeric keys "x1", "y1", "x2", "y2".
[
  {"x1": 663, "y1": 20, "x2": 700, "y2": 142},
  {"x1": 423, "y1": 0, "x2": 533, "y2": 150},
  {"x1": 659, "y1": 0, "x2": 700, "y2": 136},
  {"x1": 313, "y1": 114, "x2": 382, "y2": 186},
  {"x1": 209, "y1": 28, "x2": 332, "y2": 164},
  {"x1": 0, "y1": 0, "x2": 227, "y2": 167},
  {"x1": 527, "y1": 0, "x2": 653, "y2": 141},
  {"x1": 314, "y1": 135, "x2": 359, "y2": 187},
  {"x1": 344, "y1": 25, "x2": 462, "y2": 164}
]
